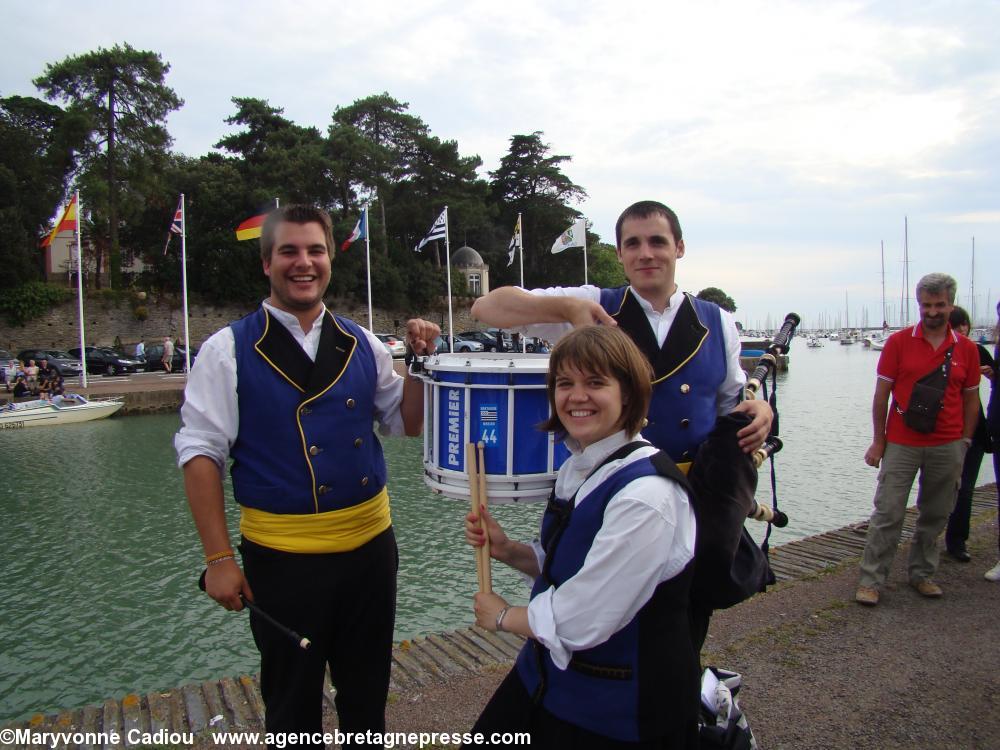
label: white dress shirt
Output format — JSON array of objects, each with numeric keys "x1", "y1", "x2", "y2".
[
  {"x1": 174, "y1": 301, "x2": 406, "y2": 469},
  {"x1": 526, "y1": 430, "x2": 696, "y2": 670},
  {"x1": 515, "y1": 285, "x2": 746, "y2": 413}
]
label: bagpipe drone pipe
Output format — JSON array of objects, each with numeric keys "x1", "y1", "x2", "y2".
[{"x1": 687, "y1": 313, "x2": 800, "y2": 611}]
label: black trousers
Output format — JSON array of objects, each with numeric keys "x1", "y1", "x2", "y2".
[
  {"x1": 240, "y1": 528, "x2": 397, "y2": 748},
  {"x1": 465, "y1": 668, "x2": 697, "y2": 749},
  {"x1": 945, "y1": 441, "x2": 986, "y2": 551}
]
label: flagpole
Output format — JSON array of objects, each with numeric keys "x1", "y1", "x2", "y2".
[
  {"x1": 517, "y1": 212, "x2": 524, "y2": 290},
  {"x1": 582, "y1": 220, "x2": 588, "y2": 286},
  {"x1": 74, "y1": 190, "x2": 88, "y2": 389},
  {"x1": 180, "y1": 194, "x2": 192, "y2": 375},
  {"x1": 444, "y1": 206, "x2": 454, "y2": 350},
  {"x1": 364, "y1": 204, "x2": 373, "y2": 331}
]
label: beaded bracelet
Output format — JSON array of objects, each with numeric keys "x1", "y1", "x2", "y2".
[
  {"x1": 205, "y1": 549, "x2": 235, "y2": 564},
  {"x1": 207, "y1": 554, "x2": 235, "y2": 566}
]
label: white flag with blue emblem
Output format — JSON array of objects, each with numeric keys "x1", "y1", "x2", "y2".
[{"x1": 550, "y1": 218, "x2": 586, "y2": 254}]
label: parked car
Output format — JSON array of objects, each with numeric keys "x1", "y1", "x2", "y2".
[
  {"x1": 144, "y1": 342, "x2": 198, "y2": 372},
  {"x1": 433, "y1": 335, "x2": 484, "y2": 354},
  {"x1": 16, "y1": 348, "x2": 85, "y2": 377},
  {"x1": 68, "y1": 346, "x2": 143, "y2": 376},
  {"x1": 457, "y1": 330, "x2": 503, "y2": 352},
  {"x1": 485, "y1": 328, "x2": 514, "y2": 351},
  {"x1": 374, "y1": 333, "x2": 406, "y2": 358}
]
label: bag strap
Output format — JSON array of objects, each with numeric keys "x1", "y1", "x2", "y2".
[
  {"x1": 540, "y1": 440, "x2": 649, "y2": 585},
  {"x1": 893, "y1": 343, "x2": 956, "y2": 415}
]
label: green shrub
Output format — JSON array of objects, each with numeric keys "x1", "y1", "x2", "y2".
[{"x1": 0, "y1": 281, "x2": 73, "y2": 325}]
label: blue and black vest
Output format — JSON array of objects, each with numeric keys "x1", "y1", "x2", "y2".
[
  {"x1": 229, "y1": 307, "x2": 387, "y2": 515},
  {"x1": 515, "y1": 449, "x2": 700, "y2": 742},
  {"x1": 599, "y1": 288, "x2": 726, "y2": 462}
]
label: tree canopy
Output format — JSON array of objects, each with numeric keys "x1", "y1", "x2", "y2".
[
  {"x1": 33, "y1": 43, "x2": 183, "y2": 288},
  {"x1": 697, "y1": 286, "x2": 737, "y2": 312},
  {"x1": 8, "y1": 45, "x2": 607, "y2": 310}
]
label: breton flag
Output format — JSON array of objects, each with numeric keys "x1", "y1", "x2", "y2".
[
  {"x1": 341, "y1": 207, "x2": 367, "y2": 252},
  {"x1": 551, "y1": 218, "x2": 586, "y2": 254},
  {"x1": 163, "y1": 195, "x2": 184, "y2": 254},
  {"x1": 414, "y1": 209, "x2": 447, "y2": 252},
  {"x1": 40, "y1": 195, "x2": 78, "y2": 248},
  {"x1": 506, "y1": 217, "x2": 521, "y2": 267},
  {"x1": 235, "y1": 212, "x2": 267, "y2": 241}
]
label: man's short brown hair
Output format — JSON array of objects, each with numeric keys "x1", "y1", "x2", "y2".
[
  {"x1": 260, "y1": 205, "x2": 335, "y2": 262},
  {"x1": 540, "y1": 326, "x2": 652, "y2": 440},
  {"x1": 614, "y1": 200, "x2": 683, "y2": 248}
]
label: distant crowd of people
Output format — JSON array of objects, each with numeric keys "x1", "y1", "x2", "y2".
[{"x1": 1, "y1": 357, "x2": 64, "y2": 400}]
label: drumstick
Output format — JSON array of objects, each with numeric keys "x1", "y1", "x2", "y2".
[
  {"x1": 467, "y1": 442, "x2": 486, "y2": 591},
  {"x1": 477, "y1": 441, "x2": 493, "y2": 594}
]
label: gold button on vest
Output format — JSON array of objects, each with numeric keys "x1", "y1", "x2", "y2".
[
  {"x1": 309, "y1": 445, "x2": 321, "y2": 456},
  {"x1": 361, "y1": 476, "x2": 369, "y2": 486},
  {"x1": 680, "y1": 384, "x2": 691, "y2": 394},
  {"x1": 680, "y1": 418, "x2": 690, "y2": 428},
  {"x1": 318, "y1": 484, "x2": 329, "y2": 494},
  {"x1": 346, "y1": 398, "x2": 356, "y2": 408},
  {"x1": 354, "y1": 438, "x2": 363, "y2": 448}
]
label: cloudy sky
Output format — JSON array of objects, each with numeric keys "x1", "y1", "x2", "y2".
[{"x1": 4, "y1": 0, "x2": 998, "y2": 329}]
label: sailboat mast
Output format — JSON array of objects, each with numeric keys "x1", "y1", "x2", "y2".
[
  {"x1": 881, "y1": 240, "x2": 887, "y2": 328},
  {"x1": 970, "y1": 237, "x2": 975, "y2": 326},
  {"x1": 904, "y1": 216, "x2": 910, "y2": 325}
]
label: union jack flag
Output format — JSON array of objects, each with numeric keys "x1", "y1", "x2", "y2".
[{"x1": 164, "y1": 195, "x2": 184, "y2": 254}]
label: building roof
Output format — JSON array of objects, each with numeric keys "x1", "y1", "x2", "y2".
[{"x1": 451, "y1": 245, "x2": 485, "y2": 268}]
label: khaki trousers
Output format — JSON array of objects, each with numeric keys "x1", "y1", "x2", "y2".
[{"x1": 858, "y1": 440, "x2": 965, "y2": 588}]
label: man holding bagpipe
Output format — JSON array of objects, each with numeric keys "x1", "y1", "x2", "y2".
[{"x1": 472, "y1": 200, "x2": 778, "y2": 654}]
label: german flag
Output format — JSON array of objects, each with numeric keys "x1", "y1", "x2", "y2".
[
  {"x1": 235, "y1": 212, "x2": 266, "y2": 241},
  {"x1": 40, "y1": 195, "x2": 78, "y2": 248}
]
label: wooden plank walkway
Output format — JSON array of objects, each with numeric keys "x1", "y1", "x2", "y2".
[{"x1": 3, "y1": 486, "x2": 996, "y2": 748}]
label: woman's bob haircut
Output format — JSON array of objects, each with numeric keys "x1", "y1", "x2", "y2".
[{"x1": 540, "y1": 326, "x2": 652, "y2": 440}]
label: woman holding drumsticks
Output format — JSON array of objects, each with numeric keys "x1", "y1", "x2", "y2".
[{"x1": 464, "y1": 326, "x2": 700, "y2": 749}]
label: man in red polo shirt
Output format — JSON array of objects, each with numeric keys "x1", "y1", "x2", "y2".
[{"x1": 856, "y1": 273, "x2": 981, "y2": 605}]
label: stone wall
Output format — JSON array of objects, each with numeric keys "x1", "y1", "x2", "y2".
[{"x1": 0, "y1": 296, "x2": 480, "y2": 353}]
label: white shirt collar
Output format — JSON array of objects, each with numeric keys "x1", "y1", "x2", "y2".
[
  {"x1": 262, "y1": 300, "x2": 326, "y2": 335},
  {"x1": 557, "y1": 430, "x2": 648, "y2": 501},
  {"x1": 629, "y1": 286, "x2": 683, "y2": 315}
]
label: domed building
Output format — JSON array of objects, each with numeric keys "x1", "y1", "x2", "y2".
[{"x1": 451, "y1": 245, "x2": 490, "y2": 297}]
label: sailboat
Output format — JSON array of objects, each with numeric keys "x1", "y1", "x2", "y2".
[
  {"x1": 840, "y1": 291, "x2": 856, "y2": 343},
  {"x1": 868, "y1": 241, "x2": 890, "y2": 351}
]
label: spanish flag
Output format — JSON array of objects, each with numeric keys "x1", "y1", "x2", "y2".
[
  {"x1": 235, "y1": 213, "x2": 266, "y2": 241},
  {"x1": 40, "y1": 195, "x2": 78, "y2": 248}
]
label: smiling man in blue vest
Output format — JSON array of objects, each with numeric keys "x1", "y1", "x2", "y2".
[
  {"x1": 175, "y1": 204, "x2": 439, "y2": 748},
  {"x1": 471, "y1": 200, "x2": 773, "y2": 654}
]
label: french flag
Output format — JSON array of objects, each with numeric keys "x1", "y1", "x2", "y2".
[{"x1": 341, "y1": 207, "x2": 367, "y2": 252}]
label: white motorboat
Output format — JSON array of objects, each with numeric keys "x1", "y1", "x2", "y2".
[
  {"x1": 0, "y1": 394, "x2": 123, "y2": 429},
  {"x1": 806, "y1": 336, "x2": 823, "y2": 348}
]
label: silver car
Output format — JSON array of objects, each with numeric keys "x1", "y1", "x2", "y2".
[{"x1": 374, "y1": 333, "x2": 406, "y2": 358}]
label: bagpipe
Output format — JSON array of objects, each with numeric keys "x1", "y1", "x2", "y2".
[{"x1": 687, "y1": 313, "x2": 800, "y2": 611}]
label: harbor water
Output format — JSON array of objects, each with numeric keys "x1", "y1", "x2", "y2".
[{"x1": 0, "y1": 341, "x2": 991, "y2": 721}]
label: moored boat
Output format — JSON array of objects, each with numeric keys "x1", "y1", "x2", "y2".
[{"x1": 0, "y1": 394, "x2": 123, "y2": 429}]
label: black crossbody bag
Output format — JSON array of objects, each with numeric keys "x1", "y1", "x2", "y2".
[{"x1": 902, "y1": 344, "x2": 955, "y2": 433}]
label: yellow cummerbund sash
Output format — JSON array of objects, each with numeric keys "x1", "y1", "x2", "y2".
[
  {"x1": 239, "y1": 487, "x2": 391, "y2": 553},
  {"x1": 676, "y1": 461, "x2": 692, "y2": 476}
]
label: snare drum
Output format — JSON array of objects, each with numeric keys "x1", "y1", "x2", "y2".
[{"x1": 415, "y1": 352, "x2": 569, "y2": 503}]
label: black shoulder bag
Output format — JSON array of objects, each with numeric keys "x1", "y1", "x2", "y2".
[{"x1": 902, "y1": 344, "x2": 954, "y2": 433}]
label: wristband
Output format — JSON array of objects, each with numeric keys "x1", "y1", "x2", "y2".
[
  {"x1": 207, "y1": 554, "x2": 235, "y2": 566},
  {"x1": 205, "y1": 549, "x2": 234, "y2": 564},
  {"x1": 495, "y1": 606, "x2": 511, "y2": 633}
]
